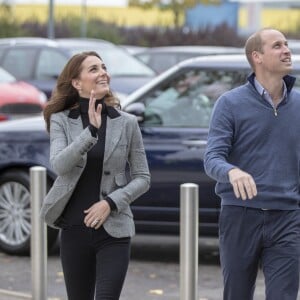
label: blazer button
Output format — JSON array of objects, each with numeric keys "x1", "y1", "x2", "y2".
[
  {"x1": 102, "y1": 192, "x2": 107, "y2": 197},
  {"x1": 104, "y1": 171, "x2": 110, "y2": 175}
]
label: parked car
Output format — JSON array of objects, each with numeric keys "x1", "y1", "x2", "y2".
[
  {"x1": 1, "y1": 54, "x2": 300, "y2": 255},
  {"x1": 120, "y1": 45, "x2": 149, "y2": 55},
  {"x1": 0, "y1": 37, "x2": 156, "y2": 101},
  {"x1": 0, "y1": 66, "x2": 46, "y2": 121},
  {"x1": 287, "y1": 39, "x2": 300, "y2": 54},
  {"x1": 134, "y1": 45, "x2": 244, "y2": 73}
]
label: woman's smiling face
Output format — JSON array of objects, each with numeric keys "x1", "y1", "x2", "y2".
[{"x1": 73, "y1": 55, "x2": 110, "y2": 99}]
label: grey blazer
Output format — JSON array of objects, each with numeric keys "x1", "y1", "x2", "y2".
[{"x1": 40, "y1": 106, "x2": 150, "y2": 238}]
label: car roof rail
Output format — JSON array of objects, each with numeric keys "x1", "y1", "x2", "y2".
[
  {"x1": 0, "y1": 37, "x2": 58, "y2": 47},
  {"x1": 55, "y1": 37, "x2": 113, "y2": 46}
]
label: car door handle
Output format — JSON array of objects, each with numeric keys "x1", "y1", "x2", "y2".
[{"x1": 182, "y1": 140, "x2": 207, "y2": 147}]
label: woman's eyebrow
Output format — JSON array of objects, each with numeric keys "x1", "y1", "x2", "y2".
[{"x1": 87, "y1": 63, "x2": 99, "y2": 69}]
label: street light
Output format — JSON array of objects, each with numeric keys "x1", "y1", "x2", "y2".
[
  {"x1": 81, "y1": 0, "x2": 87, "y2": 37},
  {"x1": 48, "y1": 0, "x2": 55, "y2": 39}
]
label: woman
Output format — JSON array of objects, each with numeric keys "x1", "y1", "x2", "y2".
[{"x1": 40, "y1": 51, "x2": 150, "y2": 300}]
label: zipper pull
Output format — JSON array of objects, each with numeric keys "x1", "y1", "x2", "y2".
[{"x1": 274, "y1": 108, "x2": 278, "y2": 116}]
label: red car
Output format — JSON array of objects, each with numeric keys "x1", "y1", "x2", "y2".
[{"x1": 0, "y1": 67, "x2": 47, "y2": 121}]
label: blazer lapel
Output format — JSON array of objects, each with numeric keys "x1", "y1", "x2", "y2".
[
  {"x1": 104, "y1": 115, "x2": 124, "y2": 163},
  {"x1": 67, "y1": 108, "x2": 83, "y2": 142},
  {"x1": 68, "y1": 117, "x2": 84, "y2": 142},
  {"x1": 67, "y1": 105, "x2": 123, "y2": 162}
]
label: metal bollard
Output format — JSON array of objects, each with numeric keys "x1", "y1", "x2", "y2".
[
  {"x1": 30, "y1": 166, "x2": 47, "y2": 300},
  {"x1": 180, "y1": 183, "x2": 199, "y2": 300}
]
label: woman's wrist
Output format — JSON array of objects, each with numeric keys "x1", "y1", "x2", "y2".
[
  {"x1": 104, "y1": 197, "x2": 117, "y2": 211},
  {"x1": 88, "y1": 124, "x2": 98, "y2": 137}
]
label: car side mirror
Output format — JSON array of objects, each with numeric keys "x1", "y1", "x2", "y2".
[{"x1": 124, "y1": 102, "x2": 145, "y2": 122}]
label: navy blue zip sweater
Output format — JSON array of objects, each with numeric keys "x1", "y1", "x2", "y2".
[{"x1": 204, "y1": 73, "x2": 300, "y2": 210}]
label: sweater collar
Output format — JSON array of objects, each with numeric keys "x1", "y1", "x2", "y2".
[
  {"x1": 68, "y1": 97, "x2": 120, "y2": 119},
  {"x1": 247, "y1": 72, "x2": 296, "y2": 94},
  {"x1": 78, "y1": 97, "x2": 106, "y2": 115}
]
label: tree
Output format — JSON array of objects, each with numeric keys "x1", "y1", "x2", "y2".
[
  {"x1": 0, "y1": 0, "x2": 12, "y2": 14},
  {"x1": 0, "y1": 1, "x2": 25, "y2": 37},
  {"x1": 129, "y1": 0, "x2": 221, "y2": 28}
]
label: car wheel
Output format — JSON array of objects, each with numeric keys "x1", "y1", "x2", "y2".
[{"x1": 0, "y1": 169, "x2": 58, "y2": 255}]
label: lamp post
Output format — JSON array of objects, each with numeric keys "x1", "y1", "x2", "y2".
[
  {"x1": 48, "y1": 0, "x2": 55, "y2": 39},
  {"x1": 81, "y1": 0, "x2": 87, "y2": 37}
]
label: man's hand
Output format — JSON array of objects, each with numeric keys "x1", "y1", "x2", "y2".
[{"x1": 228, "y1": 168, "x2": 257, "y2": 200}]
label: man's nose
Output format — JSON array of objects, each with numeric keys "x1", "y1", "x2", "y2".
[{"x1": 284, "y1": 44, "x2": 291, "y2": 53}]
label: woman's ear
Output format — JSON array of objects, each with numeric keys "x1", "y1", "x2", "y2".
[{"x1": 72, "y1": 79, "x2": 81, "y2": 92}]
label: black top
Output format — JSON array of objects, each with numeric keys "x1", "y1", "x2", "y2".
[{"x1": 60, "y1": 97, "x2": 116, "y2": 226}]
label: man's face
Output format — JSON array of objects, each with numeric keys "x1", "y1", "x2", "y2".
[{"x1": 258, "y1": 29, "x2": 292, "y2": 76}]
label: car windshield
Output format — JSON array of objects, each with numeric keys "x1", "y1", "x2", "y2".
[
  {"x1": 0, "y1": 67, "x2": 16, "y2": 83},
  {"x1": 139, "y1": 68, "x2": 247, "y2": 128},
  {"x1": 67, "y1": 45, "x2": 156, "y2": 77}
]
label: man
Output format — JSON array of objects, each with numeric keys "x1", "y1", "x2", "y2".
[{"x1": 204, "y1": 28, "x2": 300, "y2": 300}]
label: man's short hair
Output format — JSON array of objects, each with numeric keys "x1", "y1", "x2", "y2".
[{"x1": 245, "y1": 28, "x2": 271, "y2": 70}]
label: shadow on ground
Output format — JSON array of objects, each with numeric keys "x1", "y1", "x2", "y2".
[
  {"x1": 49, "y1": 234, "x2": 220, "y2": 265},
  {"x1": 130, "y1": 235, "x2": 220, "y2": 265}
]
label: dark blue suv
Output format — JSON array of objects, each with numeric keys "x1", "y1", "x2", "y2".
[{"x1": 1, "y1": 54, "x2": 300, "y2": 255}]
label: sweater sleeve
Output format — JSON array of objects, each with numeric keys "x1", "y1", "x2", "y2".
[
  {"x1": 204, "y1": 96, "x2": 237, "y2": 183},
  {"x1": 88, "y1": 124, "x2": 98, "y2": 138}
]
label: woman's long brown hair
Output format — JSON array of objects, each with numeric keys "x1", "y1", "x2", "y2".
[{"x1": 43, "y1": 51, "x2": 119, "y2": 132}]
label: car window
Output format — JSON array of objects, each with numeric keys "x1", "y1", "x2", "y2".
[
  {"x1": 137, "y1": 52, "x2": 178, "y2": 73},
  {"x1": 135, "y1": 53, "x2": 151, "y2": 65},
  {"x1": 0, "y1": 67, "x2": 16, "y2": 83},
  {"x1": 292, "y1": 73, "x2": 300, "y2": 90},
  {"x1": 177, "y1": 53, "x2": 200, "y2": 61},
  {"x1": 141, "y1": 68, "x2": 247, "y2": 128},
  {"x1": 67, "y1": 46, "x2": 155, "y2": 77},
  {"x1": 2, "y1": 48, "x2": 37, "y2": 80},
  {"x1": 0, "y1": 48, "x2": 5, "y2": 60},
  {"x1": 37, "y1": 49, "x2": 68, "y2": 80}
]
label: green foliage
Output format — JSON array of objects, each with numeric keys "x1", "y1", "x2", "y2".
[
  {"x1": 0, "y1": 4, "x2": 26, "y2": 37},
  {"x1": 119, "y1": 23, "x2": 245, "y2": 47},
  {"x1": 129, "y1": 0, "x2": 154, "y2": 9},
  {"x1": 129, "y1": 0, "x2": 221, "y2": 9},
  {"x1": 87, "y1": 18, "x2": 125, "y2": 43},
  {"x1": 128, "y1": 0, "x2": 221, "y2": 27},
  {"x1": 0, "y1": 19, "x2": 24, "y2": 37},
  {"x1": 15, "y1": 16, "x2": 124, "y2": 43},
  {"x1": 0, "y1": 12, "x2": 246, "y2": 47}
]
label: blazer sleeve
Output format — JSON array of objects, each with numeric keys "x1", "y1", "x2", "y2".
[
  {"x1": 107, "y1": 116, "x2": 151, "y2": 212},
  {"x1": 49, "y1": 113, "x2": 98, "y2": 176}
]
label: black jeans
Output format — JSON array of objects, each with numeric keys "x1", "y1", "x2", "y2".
[
  {"x1": 60, "y1": 226, "x2": 131, "y2": 300},
  {"x1": 219, "y1": 205, "x2": 300, "y2": 300}
]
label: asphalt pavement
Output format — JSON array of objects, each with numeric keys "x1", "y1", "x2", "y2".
[{"x1": 0, "y1": 235, "x2": 298, "y2": 300}]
